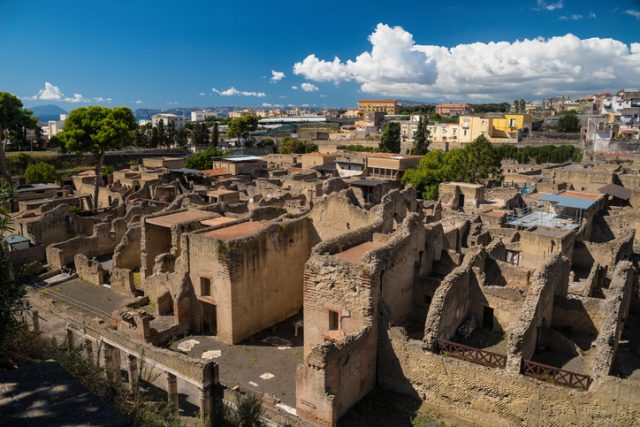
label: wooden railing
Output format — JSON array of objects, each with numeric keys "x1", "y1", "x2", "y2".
[
  {"x1": 437, "y1": 338, "x2": 506, "y2": 369},
  {"x1": 522, "y1": 359, "x2": 592, "y2": 391}
]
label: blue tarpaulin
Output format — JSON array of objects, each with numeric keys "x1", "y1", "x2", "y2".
[{"x1": 537, "y1": 194, "x2": 596, "y2": 210}]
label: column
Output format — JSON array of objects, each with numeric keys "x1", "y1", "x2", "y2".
[
  {"x1": 32, "y1": 310, "x2": 39, "y2": 333},
  {"x1": 84, "y1": 339, "x2": 94, "y2": 365},
  {"x1": 66, "y1": 328, "x2": 74, "y2": 349},
  {"x1": 111, "y1": 347, "x2": 121, "y2": 384},
  {"x1": 127, "y1": 355, "x2": 138, "y2": 392},
  {"x1": 198, "y1": 386, "x2": 213, "y2": 427},
  {"x1": 103, "y1": 343, "x2": 114, "y2": 382},
  {"x1": 166, "y1": 372, "x2": 178, "y2": 413}
]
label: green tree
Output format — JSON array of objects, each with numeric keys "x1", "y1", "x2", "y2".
[
  {"x1": 0, "y1": 93, "x2": 38, "y2": 183},
  {"x1": 227, "y1": 115, "x2": 259, "y2": 139},
  {"x1": 176, "y1": 128, "x2": 189, "y2": 147},
  {"x1": 24, "y1": 161, "x2": 57, "y2": 184},
  {"x1": 410, "y1": 116, "x2": 430, "y2": 155},
  {"x1": 192, "y1": 123, "x2": 210, "y2": 146},
  {"x1": 379, "y1": 122, "x2": 401, "y2": 153},
  {"x1": 185, "y1": 146, "x2": 228, "y2": 170},
  {"x1": 402, "y1": 136, "x2": 501, "y2": 200},
  {"x1": 557, "y1": 111, "x2": 580, "y2": 133},
  {"x1": 156, "y1": 120, "x2": 168, "y2": 147},
  {"x1": 57, "y1": 106, "x2": 136, "y2": 212},
  {"x1": 278, "y1": 136, "x2": 318, "y2": 154},
  {"x1": 211, "y1": 122, "x2": 219, "y2": 147},
  {"x1": 0, "y1": 185, "x2": 26, "y2": 346},
  {"x1": 166, "y1": 121, "x2": 177, "y2": 147}
]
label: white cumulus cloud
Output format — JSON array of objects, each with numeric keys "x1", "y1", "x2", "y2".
[
  {"x1": 63, "y1": 93, "x2": 89, "y2": 103},
  {"x1": 292, "y1": 23, "x2": 640, "y2": 100},
  {"x1": 212, "y1": 87, "x2": 266, "y2": 97},
  {"x1": 291, "y1": 85, "x2": 298, "y2": 90},
  {"x1": 29, "y1": 82, "x2": 111, "y2": 103},
  {"x1": 301, "y1": 83, "x2": 319, "y2": 92},
  {"x1": 30, "y1": 82, "x2": 64, "y2": 100},
  {"x1": 134, "y1": 100, "x2": 143, "y2": 104},
  {"x1": 271, "y1": 70, "x2": 285, "y2": 82}
]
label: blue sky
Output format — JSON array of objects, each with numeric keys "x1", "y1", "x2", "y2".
[{"x1": 1, "y1": 0, "x2": 639, "y2": 110}]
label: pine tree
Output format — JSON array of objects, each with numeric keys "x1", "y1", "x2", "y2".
[
  {"x1": 379, "y1": 122, "x2": 401, "y2": 153},
  {"x1": 211, "y1": 122, "x2": 219, "y2": 147},
  {"x1": 411, "y1": 116, "x2": 430, "y2": 155}
]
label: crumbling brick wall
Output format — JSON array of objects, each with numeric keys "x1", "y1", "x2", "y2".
[{"x1": 46, "y1": 223, "x2": 118, "y2": 271}]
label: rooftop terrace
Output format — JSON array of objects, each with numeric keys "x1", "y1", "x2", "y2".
[
  {"x1": 146, "y1": 209, "x2": 216, "y2": 228},
  {"x1": 201, "y1": 221, "x2": 265, "y2": 241},
  {"x1": 334, "y1": 241, "x2": 383, "y2": 264}
]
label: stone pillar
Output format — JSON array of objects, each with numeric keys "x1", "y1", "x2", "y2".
[
  {"x1": 166, "y1": 372, "x2": 178, "y2": 413},
  {"x1": 103, "y1": 342, "x2": 120, "y2": 382},
  {"x1": 32, "y1": 310, "x2": 39, "y2": 333},
  {"x1": 127, "y1": 355, "x2": 138, "y2": 392},
  {"x1": 111, "y1": 347, "x2": 121, "y2": 384},
  {"x1": 84, "y1": 339, "x2": 94, "y2": 365},
  {"x1": 66, "y1": 328, "x2": 74, "y2": 349},
  {"x1": 198, "y1": 386, "x2": 213, "y2": 427}
]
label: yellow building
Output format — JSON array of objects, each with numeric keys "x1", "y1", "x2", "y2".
[
  {"x1": 490, "y1": 114, "x2": 533, "y2": 142},
  {"x1": 426, "y1": 114, "x2": 532, "y2": 146},
  {"x1": 357, "y1": 99, "x2": 399, "y2": 115}
]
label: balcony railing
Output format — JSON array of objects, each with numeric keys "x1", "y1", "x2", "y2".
[
  {"x1": 437, "y1": 338, "x2": 506, "y2": 369},
  {"x1": 522, "y1": 359, "x2": 592, "y2": 391}
]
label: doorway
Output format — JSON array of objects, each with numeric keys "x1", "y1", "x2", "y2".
[
  {"x1": 483, "y1": 306, "x2": 494, "y2": 330},
  {"x1": 200, "y1": 300, "x2": 217, "y2": 335},
  {"x1": 458, "y1": 193, "x2": 465, "y2": 209}
]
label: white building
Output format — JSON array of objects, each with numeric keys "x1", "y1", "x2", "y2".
[
  {"x1": 42, "y1": 114, "x2": 66, "y2": 139},
  {"x1": 190, "y1": 110, "x2": 217, "y2": 122},
  {"x1": 151, "y1": 113, "x2": 184, "y2": 129}
]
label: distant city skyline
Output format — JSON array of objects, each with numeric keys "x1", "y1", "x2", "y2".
[{"x1": 2, "y1": 0, "x2": 639, "y2": 109}]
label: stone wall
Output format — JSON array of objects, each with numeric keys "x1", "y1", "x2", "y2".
[
  {"x1": 74, "y1": 254, "x2": 104, "y2": 285},
  {"x1": 423, "y1": 249, "x2": 486, "y2": 350},
  {"x1": 591, "y1": 261, "x2": 635, "y2": 381},
  {"x1": 46, "y1": 223, "x2": 118, "y2": 271},
  {"x1": 377, "y1": 326, "x2": 640, "y2": 427},
  {"x1": 506, "y1": 255, "x2": 570, "y2": 372}
]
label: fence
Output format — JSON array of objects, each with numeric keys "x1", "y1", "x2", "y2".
[
  {"x1": 437, "y1": 338, "x2": 507, "y2": 369},
  {"x1": 522, "y1": 359, "x2": 592, "y2": 390}
]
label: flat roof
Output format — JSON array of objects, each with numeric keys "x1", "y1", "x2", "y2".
[
  {"x1": 146, "y1": 209, "x2": 216, "y2": 228},
  {"x1": 558, "y1": 191, "x2": 602, "y2": 200},
  {"x1": 207, "y1": 189, "x2": 238, "y2": 197},
  {"x1": 14, "y1": 183, "x2": 60, "y2": 192},
  {"x1": 169, "y1": 168, "x2": 202, "y2": 175},
  {"x1": 201, "y1": 221, "x2": 265, "y2": 241},
  {"x1": 350, "y1": 178, "x2": 386, "y2": 187},
  {"x1": 214, "y1": 155, "x2": 263, "y2": 162},
  {"x1": 365, "y1": 153, "x2": 422, "y2": 160},
  {"x1": 4, "y1": 235, "x2": 29, "y2": 244},
  {"x1": 599, "y1": 183, "x2": 632, "y2": 200},
  {"x1": 538, "y1": 194, "x2": 597, "y2": 210},
  {"x1": 200, "y1": 216, "x2": 238, "y2": 227},
  {"x1": 334, "y1": 241, "x2": 384, "y2": 264}
]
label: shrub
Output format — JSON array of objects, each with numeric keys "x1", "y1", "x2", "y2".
[{"x1": 24, "y1": 161, "x2": 57, "y2": 184}]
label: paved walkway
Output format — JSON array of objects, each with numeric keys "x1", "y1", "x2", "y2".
[{"x1": 172, "y1": 314, "x2": 303, "y2": 407}]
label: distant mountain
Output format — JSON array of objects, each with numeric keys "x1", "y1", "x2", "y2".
[{"x1": 30, "y1": 104, "x2": 68, "y2": 122}]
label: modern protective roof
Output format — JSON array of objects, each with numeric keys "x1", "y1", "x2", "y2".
[
  {"x1": 3, "y1": 235, "x2": 29, "y2": 245},
  {"x1": 169, "y1": 168, "x2": 202, "y2": 175},
  {"x1": 599, "y1": 183, "x2": 632, "y2": 201},
  {"x1": 214, "y1": 155, "x2": 263, "y2": 162},
  {"x1": 350, "y1": 178, "x2": 386, "y2": 187},
  {"x1": 537, "y1": 194, "x2": 596, "y2": 210},
  {"x1": 201, "y1": 221, "x2": 265, "y2": 241}
]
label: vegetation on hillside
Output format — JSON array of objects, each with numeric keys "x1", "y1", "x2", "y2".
[{"x1": 379, "y1": 122, "x2": 401, "y2": 153}]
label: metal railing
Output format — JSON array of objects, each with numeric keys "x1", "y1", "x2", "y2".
[
  {"x1": 437, "y1": 338, "x2": 507, "y2": 369},
  {"x1": 522, "y1": 359, "x2": 592, "y2": 391}
]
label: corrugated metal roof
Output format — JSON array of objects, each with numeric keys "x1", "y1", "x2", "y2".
[
  {"x1": 3, "y1": 235, "x2": 29, "y2": 244},
  {"x1": 538, "y1": 194, "x2": 596, "y2": 210}
]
